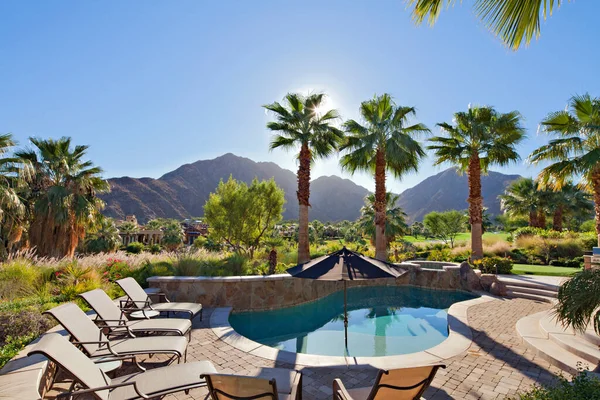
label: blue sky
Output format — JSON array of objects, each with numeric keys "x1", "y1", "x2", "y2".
[{"x1": 1, "y1": 1, "x2": 599, "y2": 193}]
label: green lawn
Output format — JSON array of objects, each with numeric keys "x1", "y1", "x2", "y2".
[
  {"x1": 403, "y1": 231, "x2": 510, "y2": 244},
  {"x1": 511, "y1": 264, "x2": 582, "y2": 277}
]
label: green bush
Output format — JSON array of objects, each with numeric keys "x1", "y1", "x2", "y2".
[
  {"x1": 580, "y1": 219, "x2": 596, "y2": 233},
  {"x1": 125, "y1": 242, "x2": 145, "y2": 254},
  {"x1": 0, "y1": 310, "x2": 54, "y2": 347},
  {"x1": 512, "y1": 227, "x2": 547, "y2": 239},
  {"x1": 579, "y1": 234, "x2": 597, "y2": 251},
  {"x1": 515, "y1": 370, "x2": 600, "y2": 400},
  {"x1": 0, "y1": 260, "x2": 41, "y2": 301},
  {"x1": 173, "y1": 257, "x2": 204, "y2": 276},
  {"x1": 473, "y1": 257, "x2": 513, "y2": 274},
  {"x1": 147, "y1": 244, "x2": 162, "y2": 254},
  {"x1": 0, "y1": 334, "x2": 38, "y2": 369},
  {"x1": 427, "y1": 249, "x2": 452, "y2": 261}
]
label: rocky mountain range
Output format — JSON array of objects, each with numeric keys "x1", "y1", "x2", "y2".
[{"x1": 100, "y1": 153, "x2": 521, "y2": 223}]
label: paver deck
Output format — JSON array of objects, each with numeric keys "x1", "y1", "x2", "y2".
[{"x1": 48, "y1": 297, "x2": 567, "y2": 399}]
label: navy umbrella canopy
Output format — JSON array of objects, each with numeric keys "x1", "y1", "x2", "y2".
[{"x1": 286, "y1": 247, "x2": 407, "y2": 351}]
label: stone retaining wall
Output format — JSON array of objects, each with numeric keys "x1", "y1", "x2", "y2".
[{"x1": 148, "y1": 262, "x2": 479, "y2": 312}]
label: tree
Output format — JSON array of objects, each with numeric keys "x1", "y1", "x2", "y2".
[
  {"x1": 423, "y1": 210, "x2": 467, "y2": 248},
  {"x1": 16, "y1": 137, "x2": 109, "y2": 258},
  {"x1": 428, "y1": 106, "x2": 525, "y2": 259},
  {"x1": 358, "y1": 192, "x2": 408, "y2": 247},
  {"x1": 161, "y1": 220, "x2": 184, "y2": 251},
  {"x1": 555, "y1": 269, "x2": 600, "y2": 335},
  {"x1": 0, "y1": 134, "x2": 28, "y2": 258},
  {"x1": 546, "y1": 183, "x2": 593, "y2": 231},
  {"x1": 340, "y1": 94, "x2": 428, "y2": 260},
  {"x1": 203, "y1": 176, "x2": 285, "y2": 258},
  {"x1": 499, "y1": 178, "x2": 547, "y2": 228},
  {"x1": 529, "y1": 94, "x2": 600, "y2": 245},
  {"x1": 410, "y1": 221, "x2": 424, "y2": 239},
  {"x1": 407, "y1": 0, "x2": 566, "y2": 50},
  {"x1": 84, "y1": 216, "x2": 121, "y2": 253},
  {"x1": 264, "y1": 93, "x2": 344, "y2": 263},
  {"x1": 262, "y1": 237, "x2": 283, "y2": 275}
]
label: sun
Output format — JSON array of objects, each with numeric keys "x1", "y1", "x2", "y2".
[{"x1": 312, "y1": 94, "x2": 335, "y2": 117}]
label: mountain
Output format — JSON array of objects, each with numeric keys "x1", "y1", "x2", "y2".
[
  {"x1": 396, "y1": 168, "x2": 522, "y2": 222},
  {"x1": 101, "y1": 154, "x2": 521, "y2": 224},
  {"x1": 101, "y1": 153, "x2": 370, "y2": 223}
]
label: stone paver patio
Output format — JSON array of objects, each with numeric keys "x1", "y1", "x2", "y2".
[{"x1": 49, "y1": 297, "x2": 566, "y2": 399}]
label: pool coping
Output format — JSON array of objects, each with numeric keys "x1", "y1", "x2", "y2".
[{"x1": 209, "y1": 291, "x2": 497, "y2": 369}]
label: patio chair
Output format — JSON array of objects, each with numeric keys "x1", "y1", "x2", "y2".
[
  {"x1": 202, "y1": 368, "x2": 302, "y2": 400},
  {"x1": 44, "y1": 303, "x2": 188, "y2": 368},
  {"x1": 80, "y1": 289, "x2": 192, "y2": 340},
  {"x1": 116, "y1": 277, "x2": 202, "y2": 320},
  {"x1": 29, "y1": 333, "x2": 217, "y2": 400},
  {"x1": 332, "y1": 364, "x2": 445, "y2": 400}
]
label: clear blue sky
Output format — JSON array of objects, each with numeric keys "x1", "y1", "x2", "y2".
[{"x1": 1, "y1": 1, "x2": 599, "y2": 193}]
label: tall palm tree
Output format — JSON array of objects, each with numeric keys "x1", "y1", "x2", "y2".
[
  {"x1": 546, "y1": 183, "x2": 593, "y2": 231},
  {"x1": 16, "y1": 137, "x2": 109, "y2": 258},
  {"x1": 340, "y1": 94, "x2": 428, "y2": 260},
  {"x1": 358, "y1": 192, "x2": 408, "y2": 248},
  {"x1": 499, "y1": 177, "x2": 547, "y2": 228},
  {"x1": 407, "y1": 0, "x2": 566, "y2": 50},
  {"x1": 264, "y1": 93, "x2": 344, "y2": 263},
  {"x1": 0, "y1": 133, "x2": 28, "y2": 258},
  {"x1": 529, "y1": 94, "x2": 600, "y2": 244},
  {"x1": 428, "y1": 106, "x2": 525, "y2": 259}
]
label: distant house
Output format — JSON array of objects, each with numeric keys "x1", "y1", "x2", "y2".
[
  {"x1": 117, "y1": 216, "x2": 209, "y2": 246},
  {"x1": 181, "y1": 219, "x2": 209, "y2": 245}
]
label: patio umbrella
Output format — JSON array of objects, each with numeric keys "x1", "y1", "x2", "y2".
[{"x1": 286, "y1": 247, "x2": 407, "y2": 351}]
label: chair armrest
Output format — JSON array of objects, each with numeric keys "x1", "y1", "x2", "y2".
[
  {"x1": 72, "y1": 340, "x2": 120, "y2": 357},
  {"x1": 56, "y1": 380, "x2": 150, "y2": 399},
  {"x1": 332, "y1": 378, "x2": 354, "y2": 400},
  {"x1": 120, "y1": 299, "x2": 153, "y2": 309},
  {"x1": 290, "y1": 370, "x2": 302, "y2": 400}
]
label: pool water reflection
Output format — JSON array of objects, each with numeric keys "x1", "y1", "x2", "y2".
[{"x1": 229, "y1": 285, "x2": 477, "y2": 357}]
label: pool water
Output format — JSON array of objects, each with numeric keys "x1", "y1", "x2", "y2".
[{"x1": 229, "y1": 286, "x2": 477, "y2": 357}]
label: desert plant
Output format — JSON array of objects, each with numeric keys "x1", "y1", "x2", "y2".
[
  {"x1": 429, "y1": 106, "x2": 525, "y2": 259},
  {"x1": 264, "y1": 93, "x2": 344, "y2": 263},
  {"x1": 555, "y1": 269, "x2": 600, "y2": 335},
  {"x1": 341, "y1": 93, "x2": 428, "y2": 260},
  {"x1": 0, "y1": 259, "x2": 40, "y2": 300},
  {"x1": 126, "y1": 241, "x2": 145, "y2": 254}
]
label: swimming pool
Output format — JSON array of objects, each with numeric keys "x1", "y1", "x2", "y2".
[{"x1": 229, "y1": 285, "x2": 477, "y2": 357}]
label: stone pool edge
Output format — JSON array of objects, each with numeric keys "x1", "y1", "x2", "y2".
[{"x1": 209, "y1": 292, "x2": 497, "y2": 369}]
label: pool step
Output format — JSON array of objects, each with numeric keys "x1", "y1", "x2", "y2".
[
  {"x1": 499, "y1": 278, "x2": 559, "y2": 303},
  {"x1": 516, "y1": 310, "x2": 600, "y2": 374}
]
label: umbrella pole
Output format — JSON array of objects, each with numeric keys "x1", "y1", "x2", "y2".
[{"x1": 344, "y1": 280, "x2": 348, "y2": 352}]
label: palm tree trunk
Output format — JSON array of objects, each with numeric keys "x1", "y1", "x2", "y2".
[
  {"x1": 537, "y1": 211, "x2": 546, "y2": 229},
  {"x1": 374, "y1": 149, "x2": 387, "y2": 261},
  {"x1": 552, "y1": 207, "x2": 563, "y2": 231},
  {"x1": 592, "y1": 168, "x2": 600, "y2": 247},
  {"x1": 529, "y1": 210, "x2": 538, "y2": 227},
  {"x1": 467, "y1": 153, "x2": 484, "y2": 260},
  {"x1": 297, "y1": 143, "x2": 311, "y2": 264}
]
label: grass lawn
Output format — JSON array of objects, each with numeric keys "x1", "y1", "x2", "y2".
[
  {"x1": 403, "y1": 231, "x2": 510, "y2": 244},
  {"x1": 511, "y1": 263, "x2": 582, "y2": 277}
]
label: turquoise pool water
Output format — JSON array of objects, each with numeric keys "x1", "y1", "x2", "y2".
[{"x1": 229, "y1": 286, "x2": 477, "y2": 357}]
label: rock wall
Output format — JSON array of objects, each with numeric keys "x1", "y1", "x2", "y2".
[{"x1": 148, "y1": 262, "x2": 480, "y2": 312}]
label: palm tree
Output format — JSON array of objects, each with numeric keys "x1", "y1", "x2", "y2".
[
  {"x1": 0, "y1": 133, "x2": 28, "y2": 258},
  {"x1": 499, "y1": 178, "x2": 547, "y2": 228},
  {"x1": 546, "y1": 183, "x2": 593, "y2": 231},
  {"x1": 428, "y1": 106, "x2": 525, "y2": 259},
  {"x1": 555, "y1": 269, "x2": 600, "y2": 335},
  {"x1": 340, "y1": 94, "x2": 428, "y2": 260},
  {"x1": 16, "y1": 137, "x2": 109, "y2": 258},
  {"x1": 358, "y1": 192, "x2": 408, "y2": 248},
  {"x1": 529, "y1": 94, "x2": 600, "y2": 244},
  {"x1": 407, "y1": 0, "x2": 566, "y2": 50},
  {"x1": 84, "y1": 216, "x2": 122, "y2": 253},
  {"x1": 264, "y1": 93, "x2": 344, "y2": 263}
]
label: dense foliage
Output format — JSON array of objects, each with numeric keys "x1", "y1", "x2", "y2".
[
  {"x1": 423, "y1": 210, "x2": 467, "y2": 248},
  {"x1": 516, "y1": 370, "x2": 600, "y2": 400}
]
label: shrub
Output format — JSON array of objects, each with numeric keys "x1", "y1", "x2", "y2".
[
  {"x1": 579, "y1": 233, "x2": 598, "y2": 251},
  {"x1": 580, "y1": 219, "x2": 596, "y2": 233},
  {"x1": 427, "y1": 249, "x2": 452, "y2": 261},
  {"x1": 512, "y1": 226, "x2": 547, "y2": 239},
  {"x1": 147, "y1": 244, "x2": 162, "y2": 254},
  {"x1": 0, "y1": 260, "x2": 40, "y2": 301},
  {"x1": 103, "y1": 258, "x2": 134, "y2": 282},
  {"x1": 473, "y1": 257, "x2": 513, "y2": 274},
  {"x1": 0, "y1": 334, "x2": 38, "y2": 369},
  {"x1": 549, "y1": 259, "x2": 565, "y2": 267},
  {"x1": 515, "y1": 369, "x2": 600, "y2": 400},
  {"x1": 221, "y1": 253, "x2": 250, "y2": 276},
  {"x1": 126, "y1": 242, "x2": 145, "y2": 254},
  {"x1": 565, "y1": 259, "x2": 583, "y2": 269},
  {"x1": 0, "y1": 310, "x2": 54, "y2": 347},
  {"x1": 173, "y1": 257, "x2": 204, "y2": 276}
]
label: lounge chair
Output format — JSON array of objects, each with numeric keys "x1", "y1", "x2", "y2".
[
  {"x1": 117, "y1": 277, "x2": 202, "y2": 320},
  {"x1": 202, "y1": 368, "x2": 302, "y2": 400},
  {"x1": 332, "y1": 364, "x2": 445, "y2": 400},
  {"x1": 44, "y1": 303, "x2": 188, "y2": 367},
  {"x1": 29, "y1": 333, "x2": 217, "y2": 400},
  {"x1": 80, "y1": 289, "x2": 192, "y2": 340}
]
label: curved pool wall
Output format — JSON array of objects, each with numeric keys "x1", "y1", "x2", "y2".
[
  {"x1": 147, "y1": 261, "x2": 481, "y2": 312},
  {"x1": 229, "y1": 285, "x2": 478, "y2": 357}
]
